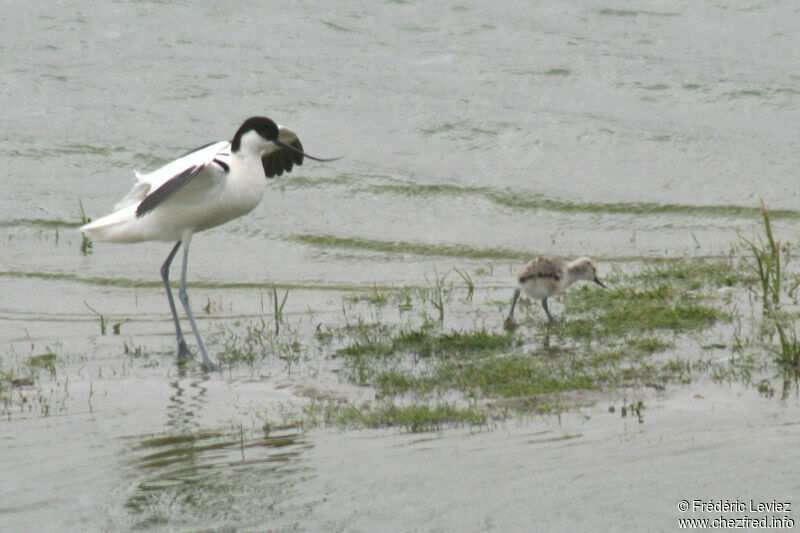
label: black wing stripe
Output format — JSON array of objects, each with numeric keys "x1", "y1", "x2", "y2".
[
  {"x1": 136, "y1": 164, "x2": 204, "y2": 217},
  {"x1": 519, "y1": 273, "x2": 561, "y2": 283},
  {"x1": 212, "y1": 158, "x2": 229, "y2": 172}
]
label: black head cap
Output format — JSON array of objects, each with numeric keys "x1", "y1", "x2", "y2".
[{"x1": 231, "y1": 116, "x2": 279, "y2": 152}]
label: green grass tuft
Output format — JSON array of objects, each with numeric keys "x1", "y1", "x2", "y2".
[
  {"x1": 562, "y1": 285, "x2": 726, "y2": 340},
  {"x1": 317, "y1": 400, "x2": 488, "y2": 432},
  {"x1": 338, "y1": 327, "x2": 515, "y2": 359}
]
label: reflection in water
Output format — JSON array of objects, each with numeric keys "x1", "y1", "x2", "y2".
[
  {"x1": 781, "y1": 376, "x2": 799, "y2": 400},
  {"x1": 123, "y1": 424, "x2": 312, "y2": 529},
  {"x1": 119, "y1": 369, "x2": 313, "y2": 529},
  {"x1": 165, "y1": 371, "x2": 209, "y2": 433}
]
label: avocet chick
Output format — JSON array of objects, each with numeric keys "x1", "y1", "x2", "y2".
[{"x1": 504, "y1": 256, "x2": 606, "y2": 328}]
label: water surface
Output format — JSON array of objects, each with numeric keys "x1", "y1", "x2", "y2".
[{"x1": 2, "y1": 1, "x2": 800, "y2": 531}]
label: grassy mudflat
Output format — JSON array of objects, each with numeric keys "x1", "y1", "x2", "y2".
[
  {"x1": 3, "y1": 208, "x2": 798, "y2": 433},
  {"x1": 307, "y1": 210, "x2": 796, "y2": 429},
  {"x1": 168, "y1": 211, "x2": 791, "y2": 431},
  {"x1": 272, "y1": 258, "x2": 741, "y2": 431}
]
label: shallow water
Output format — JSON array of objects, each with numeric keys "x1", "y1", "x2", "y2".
[{"x1": 2, "y1": 1, "x2": 800, "y2": 531}]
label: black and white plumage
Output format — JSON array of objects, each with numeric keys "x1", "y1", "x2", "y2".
[
  {"x1": 82, "y1": 117, "x2": 313, "y2": 243},
  {"x1": 80, "y1": 116, "x2": 337, "y2": 370},
  {"x1": 505, "y1": 256, "x2": 606, "y2": 328}
]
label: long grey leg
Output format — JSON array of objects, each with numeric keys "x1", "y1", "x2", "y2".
[
  {"x1": 507, "y1": 288, "x2": 521, "y2": 321},
  {"x1": 176, "y1": 235, "x2": 218, "y2": 371},
  {"x1": 541, "y1": 298, "x2": 554, "y2": 322},
  {"x1": 161, "y1": 241, "x2": 191, "y2": 359}
]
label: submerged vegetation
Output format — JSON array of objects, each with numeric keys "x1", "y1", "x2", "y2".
[
  {"x1": 291, "y1": 233, "x2": 531, "y2": 260},
  {"x1": 1, "y1": 345, "x2": 64, "y2": 418},
  {"x1": 742, "y1": 202, "x2": 800, "y2": 393},
  {"x1": 360, "y1": 180, "x2": 800, "y2": 221},
  {"x1": 741, "y1": 200, "x2": 784, "y2": 311},
  {"x1": 560, "y1": 284, "x2": 726, "y2": 340},
  {"x1": 202, "y1": 204, "x2": 800, "y2": 431},
  {"x1": 78, "y1": 199, "x2": 92, "y2": 255},
  {"x1": 6, "y1": 202, "x2": 800, "y2": 432},
  {"x1": 318, "y1": 257, "x2": 737, "y2": 428}
]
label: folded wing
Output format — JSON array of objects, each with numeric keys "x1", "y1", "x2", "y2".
[{"x1": 132, "y1": 141, "x2": 231, "y2": 218}]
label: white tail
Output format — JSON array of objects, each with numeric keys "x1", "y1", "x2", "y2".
[{"x1": 80, "y1": 205, "x2": 138, "y2": 243}]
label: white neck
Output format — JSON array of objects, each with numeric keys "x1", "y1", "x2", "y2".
[{"x1": 235, "y1": 130, "x2": 271, "y2": 156}]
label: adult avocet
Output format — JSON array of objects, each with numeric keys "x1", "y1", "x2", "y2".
[
  {"x1": 504, "y1": 256, "x2": 606, "y2": 328},
  {"x1": 80, "y1": 116, "x2": 338, "y2": 370}
]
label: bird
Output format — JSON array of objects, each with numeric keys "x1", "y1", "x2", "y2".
[
  {"x1": 504, "y1": 256, "x2": 606, "y2": 328},
  {"x1": 80, "y1": 116, "x2": 338, "y2": 370}
]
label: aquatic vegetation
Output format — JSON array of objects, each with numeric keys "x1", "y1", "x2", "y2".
[
  {"x1": 1, "y1": 347, "x2": 59, "y2": 384},
  {"x1": 78, "y1": 199, "x2": 93, "y2": 255},
  {"x1": 0, "y1": 346, "x2": 64, "y2": 418},
  {"x1": 326, "y1": 263, "x2": 728, "y2": 424},
  {"x1": 344, "y1": 285, "x2": 389, "y2": 306},
  {"x1": 304, "y1": 399, "x2": 489, "y2": 433},
  {"x1": 774, "y1": 320, "x2": 800, "y2": 372},
  {"x1": 270, "y1": 284, "x2": 290, "y2": 335},
  {"x1": 26, "y1": 350, "x2": 58, "y2": 377},
  {"x1": 291, "y1": 233, "x2": 529, "y2": 260},
  {"x1": 337, "y1": 326, "x2": 514, "y2": 360},
  {"x1": 627, "y1": 336, "x2": 673, "y2": 355},
  {"x1": 560, "y1": 284, "x2": 727, "y2": 340},
  {"x1": 632, "y1": 258, "x2": 754, "y2": 290},
  {"x1": 380, "y1": 352, "x2": 598, "y2": 399},
  {"x1": 423, "y1": 267, "x2": 450, "y2": 322},
  {"x1": 83, "y1": 300, "x2": 109, "y2": 335},
  {"x1": 619, "y1": 400, "x2": 645, "y2": 423},
  {"x1": 123, "y1": 341, "x2": 150, "y2": 360},
  {"x1": 773, "y1": 320, "x2": 800, "y2": 397},
  {"x1": 364, "y1": 181, "x2": 800, "y2": 221},
  {"x1": 212, "y1": 317, "x2": 302, "y2": 371},
  {"x1": 213, "y1": 318, "x2": 272, "y2": 368},
  {"x1": 188, "y1": 236, "x2": 800, "y2": 431},
  {"x1": 740, "y1": 202, "x2": 800, "y2": 396},
  {"x1": 453, "y1": 267, "x2": 475, "y2": 301},
  {"x1": 741, "y1": 201, "x2": 783, "y2": 310},
  {"x1": 320, "y1": 254, "x2": 769, "y2": 428}
]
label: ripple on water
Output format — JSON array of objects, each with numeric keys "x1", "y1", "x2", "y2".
[{"x1": 120, "y1": 425, "x2": 313, "y2": 528}]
